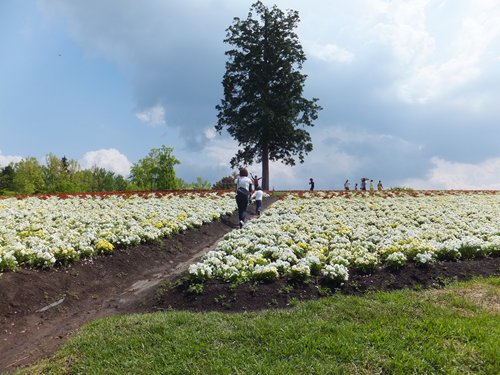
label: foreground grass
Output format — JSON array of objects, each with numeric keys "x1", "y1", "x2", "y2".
[{"x1": 22, "y1": 278, "x2": 500, "y2": 374}]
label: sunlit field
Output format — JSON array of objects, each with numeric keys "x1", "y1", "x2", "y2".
[
  {"x1": 0, "y1": 190, "x2": 237, "y2": 271},
  {"x1": 189, "y1": 190, "x2": 500, "y2": 284}
]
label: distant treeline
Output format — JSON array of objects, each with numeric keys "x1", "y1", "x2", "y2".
[{"x1": 0, "y1": 146, "x2": 235, "y2": 196}]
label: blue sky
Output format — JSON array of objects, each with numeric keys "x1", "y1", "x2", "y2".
[{"x1": 1, "y1": 0, "x2": 500, "y2": 190}]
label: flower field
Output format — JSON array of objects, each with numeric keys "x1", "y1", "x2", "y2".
[
  {"x1": 189, "y1": 190, "x2": 500, "y2": 284},
  {"x1": 0, "y1": 191, "x2": 237, "y2": 271}
]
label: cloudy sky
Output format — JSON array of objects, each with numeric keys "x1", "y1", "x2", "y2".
[{"x1": 1, "y1": 0, "x2": 500, "y2": 190}]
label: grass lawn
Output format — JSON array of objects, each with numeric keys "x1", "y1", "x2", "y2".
[{"x1": 21, "y1": 277, "x2": 500, "y2": 374}]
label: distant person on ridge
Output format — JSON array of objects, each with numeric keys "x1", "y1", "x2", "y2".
[
  {"x1": 370, "y1": 180, "x2": 374, "y2": 191},
  {"x1": 235, "y1": 168, "x2": 253, "y2": 229},
  {"x1": 355, "y1": 183, "x2": 358, "y2": 191},
  {"x1": 378, "y1": 180, "x2": 383, "y2": 191},
  {"x1": 360, "y1": 178, "x2": 367, "y2": 191},
  {"x1": 344, "y1": 180, "x2": 351, "y2": 191},
  {"x1": 309, "y1": 178, "x2": 315, "y2": 191}
]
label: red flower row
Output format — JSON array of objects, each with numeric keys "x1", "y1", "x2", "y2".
[
  {"x1": 0, "y1": 190, "x2": 238, "y2": 201},
  {"x1": 277, "y1": 190, "x2": 499, "y2": 200}
]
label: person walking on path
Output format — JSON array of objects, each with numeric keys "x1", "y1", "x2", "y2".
[
  {"x1": 235, "y1": 168, "x2": 253, "y2": 229},
  {"x1": 378, "y1": 180, "x2": 383, "y2": 191},
  {"x1": 309, "y1": 178, "x2": 315, "y2": 191},
  {"x1": 344, "y1": 180, "x2": 351, "y2": 190},
  {"x1": 360, "y1": 178, "x2": 367, "y2": 191},
  {"x1": 370, "y1": 180, "x2": 374, "y2": 191},
  {"x1": 355, "y1": 183, "x2": 358, "y2": 191},
  {"x1": 251, "y1": 186, "x2": 264, "y2": 216}
]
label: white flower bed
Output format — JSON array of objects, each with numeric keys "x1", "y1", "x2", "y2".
[
  {"x1": 189, "y1": 191, "x2": 500, "y2": 284},
  {"x1": 0, "y1": 192, "x2": 236, "y2": 270}
]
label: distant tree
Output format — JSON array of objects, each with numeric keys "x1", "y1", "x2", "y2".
[
  {"x1": 176, "y1": 178, "x2": 191, "y2": 190},
  {"x1": 191, "y1": 177, "x2": 212, "y2": 190},
  {"x1": 12, "y1": 157, "x2": 45, "y2": 195},
  {"x1": 41, "y1": 153, "x2": 60, "y2": 192},
  {"x1": 42, "y1": 153, "x2": 82, "y2": 193},
  {"x1": 212, "y1": 172, "x2": 238, "y2": 190},
  {"x1": 114, "y1": 174, "x2": 130, "y2": 191},
  {"x1": 2, "y1": 152, "x2": 136, "y2": 195},
  {"x1": 90, "y1": 165, "x2": 105, "y2": 192},
  {"x1": 73, "y1": 169, "x2": 93, "y2": 192},
  {"x1": 61, "y1": 156, "x2": 69, "y2": 173},
  {"x1": 130, "y1": 146, "x2": 180, "y2": 190},
  {"x1": 0, "y1": 164, "x2": 16, "y2": 195},
  {"x1": 156, "y1": 146, "x2": 180, "y2": 190},
  {"x1": 102, "y1": 170, "x2": 116, "y2": 192},
  {"x1": 129, "y1": 164, "x2": 147, "y2": 190},
  {"x1": 215, "y1": 1, "x2": 321, "y2": 190}
]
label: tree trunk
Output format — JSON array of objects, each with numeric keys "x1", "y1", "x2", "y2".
[{"x1": 262, "y1": 142, "x2": 270, "y2": 190}]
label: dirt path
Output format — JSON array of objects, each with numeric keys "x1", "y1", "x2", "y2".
[{"x1": 0, "y1": 196, "x2": 280, "y2": 373}]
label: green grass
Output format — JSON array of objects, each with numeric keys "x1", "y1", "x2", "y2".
[
  {"x1": 270, "y1": 191, "x2": 288, "y2": 196},
  {"x1": 20, "y1": 278, "x2": 500, "y2": 374}
]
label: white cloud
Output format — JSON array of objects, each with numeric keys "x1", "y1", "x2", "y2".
[
  {"x1": 204, "y1": 133, "x2": 239, "y2": 167},
  {"x1": 0, "y1": 150, "x2": 23, "y2": 167},
  {"x1": 402, "y1": 156, "x2": 500, "y2": 190},
  {"x1": 80, "y1": 149, "x2": 132, "y2": 176},
  {"x1": 135, "y1": 105, "x2": 165, "y2": 126},
  {"x1": 204, "y1": 128, "x2": 216, "y2": 140},
  {"x1": 325, "y1": 126, "x2": 394, "y2": 144},
  {"x1": 373, "y1": 0, "x2": 500, "y2": 104},
  {"x1": 308, "y1": 43, "x2": 354, "y2": 63}
]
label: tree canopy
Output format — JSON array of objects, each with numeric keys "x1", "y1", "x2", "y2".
[
  {"x1": 129, "y1": 145, "x2": 180, "y2": 191},
  {"x1": 215, "y1": 1, "x2": 321, "y2": 190},
  {"x1": 0, "y1": 154, "x2": 139, "y2": 196},
  {"x1": 0, "y1": 146, "x2": 219, "y2": 196},
  {"x1": 212, "y1": 172, "x2": 238, "y2": 190}
]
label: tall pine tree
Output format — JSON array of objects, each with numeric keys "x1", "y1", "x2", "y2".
[{"x1": 215, "y1": 1, "x2": 321, "y2": 190}]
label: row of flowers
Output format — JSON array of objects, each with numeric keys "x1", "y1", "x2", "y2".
[
  {"x1": 0, "y1": 189, "x2": 232, "y2": 201},
  {"x1": 0, "y1": 191, "x2": 241, "y2": 271},
  {"x1": 189, "y1": 191, "x2": 500, "y2": 285}
]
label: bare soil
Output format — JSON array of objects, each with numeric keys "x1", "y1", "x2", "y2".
[{"x1": 1, "y1": 195, "x2": 500, "y2": 373}]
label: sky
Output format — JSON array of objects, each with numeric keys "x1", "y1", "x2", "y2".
[{"x1": 1, "y1": 0, "x2": 500, "y2": 190}]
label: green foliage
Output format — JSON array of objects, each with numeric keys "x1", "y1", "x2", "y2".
[
  {"x1": 212, "y1": 172, "x2": 238, "y2": 190},
  {"x1": 0, "y1": 164, "x2": 15, "y2": 195},
  {"x1": 130, "y1": 145, "x2": 180, "y2": 191},
  {"x1": 177, "y1": 177, "x2": 213, "y2": 190},
  {"x1": 215, "y1": 1, "x2": 321, "y2": 190},
  {"x1": 41, "y1": 153, "x2": 82, "y2": 193},
  {"x1": 190, "y1": 177, "x2": 212, "y2": 190},
  {"x1": 459, "y1": 244, "x2": 485, "y2": 260},
  {"x1": 187, "y1": 283, "x2": 204, "y2": 294},
  {"x1": 1, "y1": 153, "x2": 136, "y2": 196},
  {"x1": 12, "y1": 156, "x2": 45, "y2": 195},
  {"x1": 176, "y1": 178, "x2": 191, "y2": 190}
]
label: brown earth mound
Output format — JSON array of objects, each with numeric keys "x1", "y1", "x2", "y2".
[
  {"x1": 1, "y1": 195, "x2": 500, "y2": 373},
  {"x1": 159, "y1": 256, "x2": 500, "y2": 314}
]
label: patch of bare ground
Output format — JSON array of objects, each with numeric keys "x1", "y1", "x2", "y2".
[{"x1": 424, "y1": 282, "x2": 500, "y2": 314}]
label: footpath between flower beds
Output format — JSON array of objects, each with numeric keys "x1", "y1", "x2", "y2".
[{"x1": 0, "y1": 196, "x2": 279, "y2": 373}]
